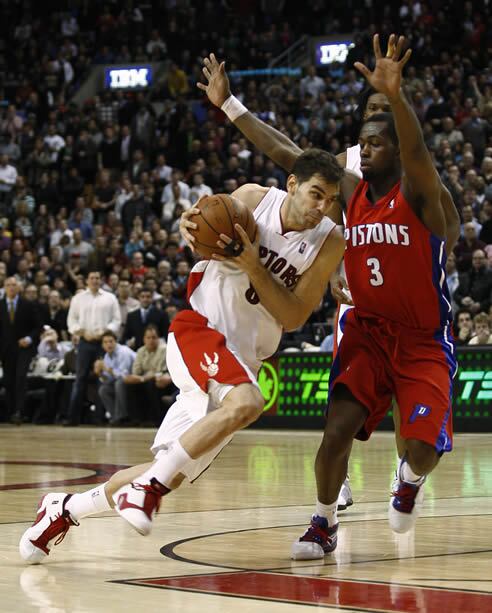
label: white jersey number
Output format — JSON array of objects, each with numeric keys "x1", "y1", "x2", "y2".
[{"x1": 367, "y1": 257, "x2": 384, "y2": 286}]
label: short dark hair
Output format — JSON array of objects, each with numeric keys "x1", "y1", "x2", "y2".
[
  {"x1": 86, "y1": 269, "x2": 101, "y2": 278},
  {"x1": 355, "y1": 86, "x2": 377, "y2": 123},
  {"x1": 102, "y1": 329, "x2": 117, "y2": 341},
  {"x1": 144, "y1": 323, "x2": 159, "y2": 336},
  {"x1": 139, "y1": 287, "x2": 152, "y2": 295},
  {"x1": 363, "y1": 113, "x2": 398, "y2": 146},
  {"x1": 292, "y1": 148, "x2": 344, "y2": 185}
]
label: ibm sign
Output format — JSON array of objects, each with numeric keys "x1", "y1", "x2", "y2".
[
  {"x1": 315, "y1": 41, "x2": 354, "y2": 65},
  {"x1": 104, "y1": 66, "x2": 153, "y2": 89}
]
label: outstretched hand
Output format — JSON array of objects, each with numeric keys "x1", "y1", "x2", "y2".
[
  {"x1": 197, "y1": 53, "x2": 231, "y2": 108},
  {"x1": 354, "y1": 34, "x2": 412, "y2": 102}
]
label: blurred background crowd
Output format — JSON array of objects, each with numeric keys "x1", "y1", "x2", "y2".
[{"x1": 0, "y1": 0, "x2": 490, "y2": 424}]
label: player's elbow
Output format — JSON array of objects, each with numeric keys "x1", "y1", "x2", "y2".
[{"x1": 283, "y1": 309, "x2": 310, "y2": 333}]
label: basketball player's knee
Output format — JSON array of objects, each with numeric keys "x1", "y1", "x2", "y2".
[
  {"x1": 406, "y1": 439, "x2": 439, "y2": 475},
  {"x1": 222, "y1": 386, "x2": 264, "y2": 431},
  {"x1": 320, "y1": 422, "x2": 353, "y2": 457}
]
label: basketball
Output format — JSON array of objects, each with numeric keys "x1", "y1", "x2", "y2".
[{"x1": 190, "y1": 194, "x2": 257, "y2": 259}]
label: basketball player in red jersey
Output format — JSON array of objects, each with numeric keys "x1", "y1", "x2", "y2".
[
  {"x1": 198, "y1": 49, "x2": 459, "y2": 512},
  {"x1": 289, "y1": 34, "x2": 458, "y2": 558}
]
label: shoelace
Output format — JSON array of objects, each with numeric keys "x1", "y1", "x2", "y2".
[
  {"x1": 300, "y1": 521, "x2": 329, "y2": 545},
  {"x1": 53, "y1": 516, "x2": 72, "y2": 547},
  {"x1": 131, "y1": 482, "x2": 163, "y2": 513}
]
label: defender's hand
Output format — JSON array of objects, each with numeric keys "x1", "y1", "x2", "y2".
[
  {"x1": 354, "y1": 34, "x2": 412, "y2": 102},
  {"x1": 213, "y1": 224, "x2": 260, "y2": 276},
  {"x1": 330, "y1": 273, "x2": 354, "y2": 306},
  {"x1": 197, "y1": 53, "x2": 231, "y2": 108}
]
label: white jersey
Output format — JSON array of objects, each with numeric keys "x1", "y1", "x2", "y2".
[
  {"x1": 189, "y1": 187, "x2": 335, "y2": 374},
  {"x1": 345, "y1": 144, "x2": 362, "y2": 178}
]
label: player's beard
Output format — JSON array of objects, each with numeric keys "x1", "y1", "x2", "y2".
[{"x1": 361, "y1": 168, "x2": 375, "y2": 182}]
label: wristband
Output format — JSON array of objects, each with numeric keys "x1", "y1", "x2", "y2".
[{"x1": 221, "y1": 95, "x2": 248, "y2": 122}]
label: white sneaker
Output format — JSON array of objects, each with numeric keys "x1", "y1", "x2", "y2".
[
  {"x1": 19, "y1": 493, "x2": 77, "y2": 564},
  {"x1": 389, "y1": 459, "x2": 425, "y2": 534},
  {"x1": 337, "y1": 477, "x2": 353, "y2": 511},
  {"x1": 114, "y1": 479, "x2": 166, "y2": 536}
]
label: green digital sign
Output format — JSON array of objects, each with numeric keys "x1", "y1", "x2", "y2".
[{"x1": 258, "y1": 349, "x2": 492, "y2": 423}]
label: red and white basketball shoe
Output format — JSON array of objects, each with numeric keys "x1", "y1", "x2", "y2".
[
  {"x1": 291, "y1": 515, "x2": 339, "y2": 560},
  {"x1": 114, "y1": 478, "x2": 168, "y2": 536},
  {"x1": 389, "y1": 458, "x2": 426, "y2": 534},
  {"x1": 19, "y1": 493, "x2": 78, "y2": 564}
]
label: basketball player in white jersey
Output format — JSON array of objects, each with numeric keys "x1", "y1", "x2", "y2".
[
  {"x1": 19, "y1": 149, "x2": 345, "y2": 564},
  {"x1": 196, "y1": 52, "x2": 460, "y2": 510}
]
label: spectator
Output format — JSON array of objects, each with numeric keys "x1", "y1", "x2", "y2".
[
  {"x1": 461, "y1": 107, "x2": 488, "y2": 158},
  {"x1": 0, "y1": 154, "x2": 18, "y2": 209},
  {"x1": 94, "y1": 329, "x2": 135, "y2": 426},
  {"x1": 129, "y1": 149, "x2": 149, "y2": 184},
  {"x1": 446, "y1": 252, "x2": 460, "y2": 314},
  {"x1": 124, "y1": 324, "x2": 173, "y2": 425},
  {"x1": 454, "y1": 222, "x2": 486, "y2": 272},
  {"x1": 468, "y1": 312, "x2": 492, "y2": 345},
  {"x1": 146, "y1": 29, "x2": 167, "y2": 58},
  {"x1": 123, "y1": 287, "x2": 169, "y2": 350},
  {"x1": 43, "y1": 124, "x2": 66, "y2": 165},
  {"x1": 46, "y1": 290, "x2": 68, "y2": 340},
  {"x1": 152, "y1": 154, "x2": 173, "y2": 185},
  {"x1": 65, "y1": 228, "x2": 94, "y2": 270},
  {"x1": 65, "y1": 270, "x2": 121, "y2": 426},
  {"x1": 117, "y1": 279, "x2": 139, "y2": 337},
  {"x1": 189, "y1": 173, "x2": 213, "y2": 204},
  {"x1": 167, "y1": 63, "x2": 189, "y2": 98},
  {"x1": 0, "y1": 277, "x2": 40, "y2": 423},
  {"x1": 300, "y1": 66, "x2": 325, "y2": 100},
  {"x1": 128, "y1": 251, "x2": 148, "y2": 282},
  {"x1": 454, "y1": 308, "x2": 474, "y2": 346},
  {"x1": 454, "y1": 249, "x2": 492, "y2": 315},
  {"x1": 37, "y1": 327, "x2": 67, "y2": 360}
]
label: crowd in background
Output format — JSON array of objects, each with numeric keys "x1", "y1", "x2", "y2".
[{"x1": 0, "y1": 0, "x2": 491, "y2": 422}]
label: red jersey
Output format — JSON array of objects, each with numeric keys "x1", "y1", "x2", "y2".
[{"x1": 344, "y1": 180, "x2": 452, "y2": 332}]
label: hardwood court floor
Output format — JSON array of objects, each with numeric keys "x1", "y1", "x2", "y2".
[{"x1": 0, "y1": 426, "x2": 491, "y2": 612}]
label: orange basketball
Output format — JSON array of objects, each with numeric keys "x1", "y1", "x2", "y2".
[{"x1": 190, "y1": 194, "x2": 257, "y2": 259}]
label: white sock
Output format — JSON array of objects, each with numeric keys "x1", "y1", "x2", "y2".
[
  {"x1": 138, "y1": 440, "x2": 192, "y2": 488},
  {"x1": 315, "y1": 499, "x2": 338, "y2": 527},
  {"x1": 401, "y1": 460, "x2": 425, "y2": 484},
  {"x1": 65, "y1": 484, "x2": 112, "y2": 521}
]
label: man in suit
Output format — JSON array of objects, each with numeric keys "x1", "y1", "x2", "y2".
[
  {"x1": 123, "y1": 288, "x2": 169, "y2": 350},
  {"x1": 0, "y1": 277, "x2": 41, "y2": 423}
]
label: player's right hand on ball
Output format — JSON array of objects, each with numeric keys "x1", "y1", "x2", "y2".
[
  {"x1": 197, "y1": 53, "x2": 231, "y2": 108},
  {"x1": 179, "y1": 207, "x2": 201, "y2": 252}
]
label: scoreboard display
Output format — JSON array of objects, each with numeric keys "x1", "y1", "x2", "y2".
[{"x1": 257, "y1": 349, "x2": 491, "y2": 431}]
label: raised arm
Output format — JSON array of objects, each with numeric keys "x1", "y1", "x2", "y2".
[
  {"x1": 355, "y1": 34, "x2": 444, "y2": 238},
  {"x1": 440, "y1": 184, "x2": 460, "y2": 253},
  {"x1": 198, "y1": 54, "x2": 302, "y2": 172}
]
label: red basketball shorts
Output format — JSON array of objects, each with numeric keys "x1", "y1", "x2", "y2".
[{"x1": 328, "y1": 309, "x2": 456, "y2": 453}]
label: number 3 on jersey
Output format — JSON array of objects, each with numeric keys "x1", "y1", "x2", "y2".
[{"x1": 367, "y1": 257, "x2": 384, "y2": 286}]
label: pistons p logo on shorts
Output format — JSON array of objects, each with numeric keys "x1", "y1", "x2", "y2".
[{"x1": 408, "y1": 403, "x2": 432, "y2": 424}]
